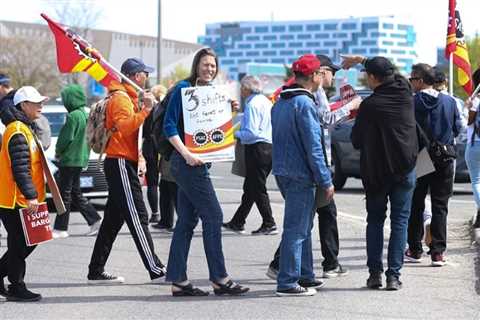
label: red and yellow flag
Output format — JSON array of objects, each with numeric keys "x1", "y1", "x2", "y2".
[
  {"x1": 41, "y1": 14, "x2": 119, "y2": 87},
  {"x1": 445, "y1": 0, "x2": 473, "y2": 95}
]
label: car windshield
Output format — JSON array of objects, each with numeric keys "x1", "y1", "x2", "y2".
[{"x1": 43, "y1": 112, "x2": 66, "y2": 137}]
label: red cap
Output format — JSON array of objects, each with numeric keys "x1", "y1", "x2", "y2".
[{"x1": 292, "y1": 54, "x2": 321, "y2": 76}]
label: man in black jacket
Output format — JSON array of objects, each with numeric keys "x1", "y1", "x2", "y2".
[
  {"x1": 406, "y1": 63, "x2": 462, "y2": 267},
  {"x1": 342, "y1": 55, "x2": 418, "y2": 290}
]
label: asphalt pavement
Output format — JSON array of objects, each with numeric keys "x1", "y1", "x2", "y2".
[{"x1": 0, "y1": 162, "x2": 479, "y2": 319}]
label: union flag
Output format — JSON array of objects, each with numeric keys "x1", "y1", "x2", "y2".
[
  {"x1": 445, "y1": 0, "x2": 473, "y2": 95},
  {"x1": 41, "y1": 13, "x2": 119, "y2": 87}
]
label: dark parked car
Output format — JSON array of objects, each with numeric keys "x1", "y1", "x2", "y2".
[{"x1": 330, "y1": 90, "x2": 469, "y2": 190}]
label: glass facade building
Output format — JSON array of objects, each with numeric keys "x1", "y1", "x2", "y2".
[{"x1": 198, "y1": 16, "x2": 417, "y2": 80}]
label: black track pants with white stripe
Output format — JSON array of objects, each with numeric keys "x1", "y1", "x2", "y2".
[{"x1": 88, "y1": 158, "x2": 165, "y2": 280}]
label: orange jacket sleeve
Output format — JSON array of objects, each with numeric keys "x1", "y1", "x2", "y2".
[{"x1": 109, "y1": 94, "x2": 150, "y2": 136}]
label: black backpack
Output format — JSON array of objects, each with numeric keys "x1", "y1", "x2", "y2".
[{"x1": 147, "y1": 89, "x2": 175, "y2": 159}]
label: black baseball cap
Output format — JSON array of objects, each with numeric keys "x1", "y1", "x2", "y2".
[
  {"x1": 316, "y1": 55, "x2": 341, "y2": 74},
  {"x1": 363, "y1": 56, "x2": 395, "y2": 77},
  {"x1": 121, "y1": 58, "x2": 155, "y2": 76}
]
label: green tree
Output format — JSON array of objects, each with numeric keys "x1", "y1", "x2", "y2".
[{"x1": 161, "y1": 64, "x2": 189, "y2": 88}]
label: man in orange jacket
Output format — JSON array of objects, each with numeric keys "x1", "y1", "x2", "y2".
[{"x1": 87, "y1": 58, "x2": 166, "y2": 284}]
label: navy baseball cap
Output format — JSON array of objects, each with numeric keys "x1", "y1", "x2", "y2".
[
  {"x1": 121, "y1": 58, "x2": 155, "y2": 76},
  {"x1": 0, "y1": 73, "x2": 10, "y2": 85},
  {"x1": 362, "y1": 56, "x2": 395, "y2": 77},
  {"x1": 316, "y1": 55, "x2": 341, "y2": 74}
]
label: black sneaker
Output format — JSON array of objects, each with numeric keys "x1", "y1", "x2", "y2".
[
  {"x1": 386, "y1": 277, "x2": 402, "y2": 291},
  {"x1": 151, "y1": 223, "x2": 174, "y2": 233},
  {"x1": 222, "y1": 222, "x2": 246, "y2": 235},
  {"x1": 298, "y1": 278, "x2": 325, "y2": 289},
  {"x1": 6, "y1": 284, "x2": 41, "y2": 302},
  {"x1": 0, "y1": 277, "x2": 9, "y2": 298},
  {"x1": 87, "y1": 271, "x2": 125, "y2": 285},
  {"x1": 366, "y1": 272, "x2": 382, "y2": 289},
  {"x1": 149, "y1": 214, "x2": 160, "y2": 224},
  {"x1": 276, "y1": 286, "x2": 316, "y2": 297},
  {"x1": 251, "y1": 225, "x2": 279, "y2": 235}
]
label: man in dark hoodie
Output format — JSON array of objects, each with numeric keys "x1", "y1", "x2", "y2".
[
  {"x1": 0, "y1": 86, "x2": 48, "y2": 302},
  {"x1": 52, "y1": 84, "x2": 102, "y2": 239},
  {"x1": 341, "y1": 55, "x2": 418, "y2": 291},
  {"x1": 406, "y1": 63, "x2": 462, "y2": 267},
  {"x1": 271, "y1": 54, "x2": 334, "y2": 297}
]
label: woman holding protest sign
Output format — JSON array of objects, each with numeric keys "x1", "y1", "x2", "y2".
[
  {"x1": 0, "y1": 86, "x2": 48, "y2": 302},
  {"x1": 163, "y1": 47, "x2": 249, "y2": 296}
]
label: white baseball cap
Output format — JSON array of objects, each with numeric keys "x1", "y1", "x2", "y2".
[{"x1": 13, "y1": 86, "x2": 49, "y2": 105}]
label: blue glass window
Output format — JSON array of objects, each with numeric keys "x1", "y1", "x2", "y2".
[
  {"x1": 297, "y1": 49, "x2": 310, "y2": 55},
  {"x1": 362, "y1": 40, "x2": 377, "y2": 46},
  {"x1": 221, "y1": 59, "x2": 235, "y2": 65},
  {"x1": 263, "y1": 50, "x2": 277, "y2": 56},
  {"x1": 315, "y1": 49, "x2": 330, "y2": 55},
  {"x1": 238, "y1": 59, "x2": 250, "y2": 64},
  {"x1": 383, "y1": 23, "x2": 394, "y2": 29},
  {"x1": 306, "y1": 41, "x2": 321, "y2": 47},
  {"x1": 289, "y1": 42, "x2": 303, "y2": 48},
  {"x1": 229, "y1": 67, "x2": 238, "y2": 72},
  {"x1": 342, "y1": 23, "x2": 356, "y2": 30},
  {"x1": 246, "y1": 35, "x2": 260, "y2": 41},
  {"x1": 246, "y1": 51, "x2": 259, "y2": 57},
  {"x1": 324, "y1": 41, "x2": 337, "y2": 47},
  {"x1": 254, "y1": 43, "x2": 268, "y2": 49},
  {"x1": 238, "y1": 43, "x2": 251, "y2": 49},
  {"x1": 229, "y1": 51, "x2": 243, "y2": 57},
  {"x1": 289, "y1": 25, "x2": 303, "y2": 32},
  {"x1": 280, "y1": 34, "x2": 294, "y2": 40},
  {"x1": 272, "y1": 25, "x2": 286, "y2": 32},
  {"x1": 352, "y1": 48, "x2": 367, "y2": 54},
  {"x1": 271, "y1": 58, "x2": 285, "y2": 64},
  {"x1": 398, "y1": 24, "x2": 411, "y2": 31},
  {"x1": 391, "y1": 49, "x2": 406, "y2": 55},
  {"x1": 382, "y1": 41, "x2": 394, "y2": 46},
  {"x1": 255, "y1": 26, "x2": 269, "y2": 33},
  {"x1": 306, "y1": 24, "x2": 321, "y2": 31},
  {"x1": 362, "y1": 22, "x2": 379, "y2": 29},
  {"x1": 297, "y1": 34, "x2": 311, "y2": 40},
  {"x1": 333, "y1": 33, "x2": 348, "y2": 39},
  {"x1": 254, "y1": 58, "x2": 268, "y2": 63},
  {"x1": 272, "y1": 43, "x2": 285, "y2": 48},
  {"x1": 324, "y1": 23, "x2": 337, "y2": 31},
  {"x1": 315, "y1": 33, "x2": 329, "y2": 39},
  {"x1": 263, "y1": 35, "x2": 277, "y2": 41},
  {"x1": 371, "y1": 32, "x2": 387, "y2": 37},
  {"x1": 280, "y1": 50, "x2": 294, "y2": 55}
]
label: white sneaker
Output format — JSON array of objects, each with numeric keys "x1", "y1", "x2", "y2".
[
  {"x1": 87, "y1": 272, "x2": 125, "y2": 285},
  {"x1": 276, "y1": 286, "x2": 316, "y2": 297},
  {"x1": 85, "y1": 220, "x2": 102, "y2": 236},
  {"x1": 52, "y1": 230, "x2": 69, "y2": 239}
]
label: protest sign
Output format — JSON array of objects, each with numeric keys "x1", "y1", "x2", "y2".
[
  {"x1": 19, "y1": 202, "x2": 53, "y2": 246},
  {"x1": 181, "y1": 85, "x2": 235, "y2": 162}
]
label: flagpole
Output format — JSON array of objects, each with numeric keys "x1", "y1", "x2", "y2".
[{"x1": 449, "y1": 53, "x2": 454, "y2": 95}]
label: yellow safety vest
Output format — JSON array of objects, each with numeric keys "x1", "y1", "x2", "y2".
[{"x1": 0, "y1": 121, "x2": 45, "y2": 209}]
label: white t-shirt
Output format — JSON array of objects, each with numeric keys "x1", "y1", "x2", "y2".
[{"x1": 467, "y1": 97, "x2": 480, "y2": 144}]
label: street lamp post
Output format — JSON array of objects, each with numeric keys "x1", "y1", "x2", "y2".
[{"x1": 157, "y1": 0, "x2": 162, "y2": 84}]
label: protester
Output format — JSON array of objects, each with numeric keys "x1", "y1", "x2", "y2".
[
  {"x1": 142, "y1": 84, "x2": 167, "y2": 224},
  {"x1": 342, "y1": 55, "x2": 418, "y2": 290},
  {"x1": 464, "y1": 68, "x2": 480, "y2": 229},
  {"x1": 407, "y1": 63, "x2": 462, "y2": 267},
  {"x1": 267, "y1": 55, "x2": 357, "y2": 280},
  {"x1": 0, "y1": 86, "x2": 49, "y2": 302},
  {"x1": 222, "y1": 75, "x2": 278, "y2": 235},
  {"x1": 51, "y1": 84, "x2": 102, "y2": 238},
  {"x1": 145, "y1": 84, "x2": 178, "y2": 232},
  {"x1": 87, "y1": 58, "x2": 166, "y2": 284},
  {"x1": 271, "y1": 54, "x2": 333, "y2": 297},
  {"x1": 163, "y1": 47, "x2": 249, "y2": 296},
  {"x1": 0, "y1": 73, "x2": 51, "y2": 150}
]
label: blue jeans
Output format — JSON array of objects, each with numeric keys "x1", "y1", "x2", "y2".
[
  {"x1": 465, "y1": 143, "x2": 480, "y2": 208},
  {"x1": 365, "y1": 168, "x2": 416, "y2": 279},
  {"x1": 276, "y1": 176, "x2": 316, "y2": 290},
  {"x1": 165, "y1": 151, "x2": 228, "y2": 283}
]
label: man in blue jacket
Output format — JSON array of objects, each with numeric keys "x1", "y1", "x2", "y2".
[
  {"x1": 406, "y1": 63, "x2": 462, "y2": 267},
  {"x1": 271, "y1": 54, "x2": 334, "y2": 297}
]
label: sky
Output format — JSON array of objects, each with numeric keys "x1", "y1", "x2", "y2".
[{"x1": 1, "y1": 0, "x2": 478, "y2": 65}]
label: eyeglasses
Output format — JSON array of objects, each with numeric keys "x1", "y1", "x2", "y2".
[{"x1": 409, "y1": 77, "x2": 421, "y2": 82}]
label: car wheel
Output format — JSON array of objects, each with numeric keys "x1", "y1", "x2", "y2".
[{"x1": 332, "y1": 149, "x2": 347, "y2": 191}]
